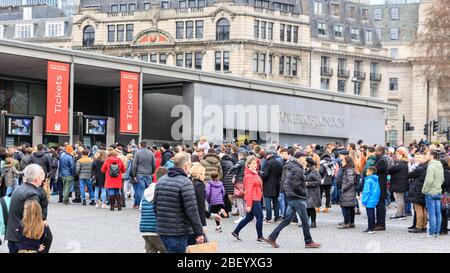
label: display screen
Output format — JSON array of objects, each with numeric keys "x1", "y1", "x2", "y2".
[
  {"x1": 85, "y1": 118, "x2": 106, "y2": 135},
  {"x1": 8, "y1": 117, "x2": 32, "y2": 136}
]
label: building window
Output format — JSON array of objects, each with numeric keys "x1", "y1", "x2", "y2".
[
  {"x1": 176, "y1": 21, "x2": 184, "y2": 39},
  {"x1": 331, "y1": 3, "x2": 340, "y2": 16},
  {"x1": 82, "y1": 25, "x2": 95, "y2": 46},
  {"x1": 126, "y1": 24, "x2": 133, "y2": 41},
  {"x1": 314, "y1": 0, "x2": 323, "y2": 14},
  {"x1": 280, "y1": 24, "x2": 285, "y2": 41},
  {"x1": 141, "y1": 54, "x2": 149, "y2": 62},
  {"x1": 370, "y1": 82, "x2": 378, "y2": 97},
  {"x1": 179, "y1": 0, "x2": 186, "y2": 8},
  {"x1": 321, "y1": 78, "x2": 330, "y2": 91},
  {"x1": 279, "y1": 56, "x2": 297, "y2": 76},
  {"x1": 389, "y1": 78, "x2": 398, "y2": 91},
  {"x1": 259, "y1": 53, "x2": 266, "y2": 73},
  {"x1": 45, "y1": 22, "x2": 64, "y2": 37},
  {"x1": 161, "y1": 1, "x2": 169, "y2": 8},
  {"x1": 117, "y1": 24, "x2": 124, "y2": 42},
  {"x1": 338, "y1": 58, "x2": 346, "y2": 71},
  {"x1": 354, "y1": 81, "x2": 362, "y2": 95},
  {"x1": 285, "y1": 56, "x2": 291, "y2": 75},
  {"x1": 347, "y1": 6, "x2": 356, "y2": 19},
  {"x1": 268, "y1": 22, "x2": 273, "y2": 40},
  {"x1": 373, "y1": 8, "x2": 382, "y2": 20},
  {"x1": 23, "y1": 7, "x2": 32, "y2": 20},
  {"x1": 361, "y1": 8, "x2": 369, "y2": 21},
  {"x1": 279, "y1": 56, "x2": 284, "y2": 75},
  {"x1": 338, "y1": 80, "x2": 346, "y2": 93},
  {"x1": 128, "y1": 3, "x2": 136, "y2": 11},
  {"x1": 318, "y1": 22, "x2": 327, "y2": 36},
  {"x1": 185, "y1": 53, "x2": 193, "y2": 68},
  {"x1": 390, "y1": 7, "x2": 399, "y2": 20},
  {"x1": 292, "y1": 57, "x2": 297, "y2": 76},
  {"x1": 253, "y1": 53, "x2": 258, "y2": 72},
  {"x1": 15, "y1": 24, "x2": 33, "y2": 39},
  {"x1": 215, "y1": 51, "x2": 229, "y2": 71},
  {"x1": 254, "y1": 20, "x2": 259, "y2": 38},
  {"x1": 223, "y1": 51, "x2": 230, "y2": 71},
  {"x1": 120, "y1": 4, "x2": 127, "y2": 11},
  {"x1": 390, "y1": 48, "x2": 399, "y2": 59},
  {"x1": 334, "y1": 24, "x2": 343, "y2": 38},
  {"x1": 370, "y1": 62, "x2": 378, "y2": 75},
  {"x1": 215, "y1": 51, "x2": 221, "y2": 71},
  {"x1": 150, "y1": 53, "x2": 157, "y2": 63},
  {"x1": 387, "y1": 130, "x2": 398, "y2": 146},
  {"x1": 195, "y1": 20, "x2": 203, "y2": 38},
  {"x1": 293, "y1": 26, "x2": 298, "y2": 43},
  {"x1": 186, "y1": 21, "x2": 193, "y2": 38},
  {"x1": 286, "y1": 25, "x2": 292, "y2": 42},
  {"x1": 351, "y1": 28, "x2": 360, "y2": 41},
  {"x1": 195, "y1": 52, "x2": 202, "y2": 70},
  {"x1": 159, "y1": 54, "x2": 167, "y2": 64},
  {"x1": 144, "y1": 2, "x2": 151, "y2": 10},
  {"x1": 176, "y1": 53, "x2": 183, "y2": 67},
  {"x1": 216, "y1": 18, "x2": 230, "y2": 41},
  {"x1": 261, "y1": 21, "x2": 266, "y2": 39},
  {"x1": 321, "y1": 56, "x2": 330, "y2": 70},
  {"x1": 390, "y1": 28, "x2": 399, "y2": 40},
  {"x1": 198, "y1": 0, "x2": 205, "y2": 7},
  {"x1": 355, "y1": 60, "x2": 363, "y2": 75},
  {"x1": 365, "y1": 29, "x2": 372, "y2": 44},
  {"x1": 268, "y1": 55, "x2": 273, "y2": 74},
  {"x1": 375, "y1": 28, "x2": 382, "y2": 40},
  {"x1": 188, "y1": 0, "x2": 196, "y2": 7},
  {"x1": 0, "y1": 25, "x2": 3, "y2": 39},
  {"x1": 107, "y1": 25, "x2": 115, "y2": 42},
  {"x1": 111, "y1": 4, "x2": 118, "y2": 12}
]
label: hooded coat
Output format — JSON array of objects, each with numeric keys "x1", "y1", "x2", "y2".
[
  {"x1": 200, "y1": 153, "x2": 223, "y2": 181},
  {"x1": 305, "y1": 168, "x2": 322, "y2": 208},
  {"x1": 220, "y1": 154, "x2": 234, "y2": 195},
  {"x1": 101, "y1": 156, "x2": 126, "y2": 189},
  {"x1": 362, "y1": 175, "x2": 381, "y2": 208},
  {"x1": 407, "y1": 163, "x2": 427, "y2": 205},
  {"x1": 388, "y1": 160, "x2": 409, "y2": 193},
  {"x1": 31, "y1": 151, "x2": 50, "y2": 175},
  {"x1": 284, "y1": 160, "x2": 306, "y2": 201},
  {"x1": 423, "y1": 159, "x2": 444, "y2": 195},
  {"x1": 205, "y1": 180, "x2": 225, "y2": 206}
]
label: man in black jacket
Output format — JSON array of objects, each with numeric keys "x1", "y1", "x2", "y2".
[
  {"x1": 374, "y1": 145, "x2": 388, "y2": 231},
  {"x1": 30, "y1": 144, "x2": 51, "y2": 176},
  {"x1": 160, "y1": 144, "x2": 174, "y2": 167},
  {"x1": 262, "y1": 152, "x2": 283, "y2": 223},
  {"x1": 154, "y1": 152, "x2": 204, "y2": 253},
  {"x1": 266, "y1": 152, "x2": 320, "y2": 249}
]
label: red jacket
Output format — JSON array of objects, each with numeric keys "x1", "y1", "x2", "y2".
[
  {"x1": 153, "y1": 150, "x2": 162, "y2": 182},
  {"x1": 243, "y1": 167, "x2": 263, "y2": 207},
  {"x1": 101, "y1": 156, "x2": 126, "y2": 189}
]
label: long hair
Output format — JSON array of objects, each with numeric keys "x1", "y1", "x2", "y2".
[
  {"x1": 97, "y1": 150, "x2": 107, "y2": 162},
  {"x1": 22, "y1": 199, "x2": 45, "y2": 240},
  {"x1": 343, "y1": 156, "x2": 355, "y2": 169},
  {"x1": 312, "y1": 153, "x2": 320, "y2": 170}
]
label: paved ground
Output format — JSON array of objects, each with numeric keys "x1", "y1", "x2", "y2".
[{"x1": 1, "y1": 195, "x2": 449, "y2": 253}]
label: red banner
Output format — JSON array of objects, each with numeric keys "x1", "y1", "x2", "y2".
[
  {"x1": 120, "y1": 71, "x2": 139, "y2": 134},
  {"x1": 46, "y1": 61, "x2": 69, "y2": 135}
]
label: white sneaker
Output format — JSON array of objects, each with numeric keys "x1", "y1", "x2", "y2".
[
  {"x1": 95, "y1": 203, "x2": 99, "y2": 209},
  {"x1": 102, "y1": 204, "x2": 108, "y2": 209},
  {"x1": 234, "y1": 217, "x2": 244, "y2": 224}
]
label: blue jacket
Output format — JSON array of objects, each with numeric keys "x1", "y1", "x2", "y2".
[
  {"x1": 140, "y1": 198, "x2": 157, "y2": 233},
  {"x1": 59, "y1": 152, "x2": 75, "y2": 177},
  {"x1": 362, "y1": 175, "x2": 381, "y2": 208},
  {"x1": 164, "y1": 159, "x2": 174, "y2": 170}
]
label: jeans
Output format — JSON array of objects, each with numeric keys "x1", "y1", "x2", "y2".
[
  {"x1": 269, "y1": 199, "x2": 313, "y2": 244},
  {"x1": 331, "y1": 180, "x2": 341, "y2": 204},
  {"x1": 132, "y1": 182, "x2": 140, "y2": 206},
  {"x1": 94, "y1": 186, "x2": 107, "y2": 203},
  {"x1": 233, "y1": 201, "x2": 264, "y2": 239},
  {"x1": 376, "y1": 200, "x2": 386, "y2": 227},
  {"x1": 425, "y1": 194, "x2": 442, "y2": 235},
  {"x1": 107, "y1": 188, "x2": 120, "y2": 196},
  {"x1": 160, "y1": 235, "x2": 188, "y2": 253},
  {"x1": 135, "y1": 175, "x2": 151, "y2": 206},
  {"x1": 366, "y1": 207, "x2": 376, "y2": 231},
  {"x1": 5, "y1": 184, "x2": 17, "y2": 196},
  {"x1": 264, "y1": 196, "x2": 280, "y2": 221},
  {"x1": 62, "y1": 176, "x2": 74, "y2": 203},
  {"x1": 278, "y1": 193, "x2": 287, "y2": 217},
  {"x1": 79, "y1": 178, "x2": 94, "y2": 201},
  {"x1": 342, "y1": 206, "x2": 355, "y2": 224}
]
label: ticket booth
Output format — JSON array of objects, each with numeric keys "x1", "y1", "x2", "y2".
[
  {"x1": 1, "y1": 114, "x2": 34, "y2": 147},
  {"x1": 76, "y1": 114, "x2": 108, "y2": 149}
]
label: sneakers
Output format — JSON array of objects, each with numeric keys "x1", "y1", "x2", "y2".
[
  {"x1": 95, "y1": 203, "x2": 99, "y2": 209},
  {"x1": 233, "y1": 217, "x2": 244, "y2": 224},
  {"x1": 266, "y1": 237, "x2": 279, "y2": 248},
  {"x1": 231, "y1": 211, "x2": 240, "y2": 216},
  {"x1": 363, "y1": 229, "x2": 375, "y2": 234},
  {"x1": 102, "y1": 203, "x2": 108, "y2": 209},
  {"x1": 349, "y1": 223, "x2": 356, "y2": 228},
  {"x1": 337, "y1": 224, "x2": 350, "y2": 229},
  {"x1": 390, "y1": 215, "x2": 406, "y2": 221},
  {"x1": 409, "y1": 228, "x2": 426, "y2": 234},
  {"x1": 264, "y1": 220, "x2": 272, "y2": 224},
  {"x1": 256, "y1": 237, "x2": 267, "y2": 243},
  {"x1": 305, "y1": 242, "x2": 321, "y2": 248},
  {"x1": 215, "y1": 226, "x2": 222, "y2": 233},
  {"x1": 231, "y1": 232, "x2": 241, "y2": 241},
  {"x1": 219, "y1": 209, "x2": 228, "y2": 218},
  {"x1": 89, "y1": 200, "x2": 96, "y2": 206},
  {"x1": 355, "y1": 209, "x2": 361, "y2": 215}
]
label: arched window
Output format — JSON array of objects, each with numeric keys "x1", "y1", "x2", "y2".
[
  {"x1": 83, "y1": 25, "x2": 95, "y2": 47},
  {"x1": 216, "y1": 18, "x2": 230, "y2": 41}
]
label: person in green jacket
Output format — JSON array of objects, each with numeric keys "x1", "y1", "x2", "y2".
[{"x1": 422, "y1": 150, "x2": 444, "y2": 237}]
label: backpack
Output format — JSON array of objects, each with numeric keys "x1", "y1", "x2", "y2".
[{"x1": 109, "y1": 162, "x2": 120, "y2": 178}]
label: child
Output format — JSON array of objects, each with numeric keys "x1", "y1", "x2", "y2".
[
  {"x1": 205, "y1": 171, "x2": 226, "y2": 232},
  {"x1": 362, "y1": 166, "x2": 381, "y2": 234},
  {"x1": 16, "y1": 199, "x2": 49, "y2": 253},
  {"x1": 1, "y1": 156, "x2": 23, "y2": 196}
]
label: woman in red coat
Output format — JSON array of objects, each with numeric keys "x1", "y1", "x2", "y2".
[
  {"x1": 101, "y1": 150, "x2": 126, "y2": 211},
  {"x1": 231, "y1": 156, "x2": 266, "y2": 243},
  {"x1": 152, "y1": 150, "x2": 162, "y2": 182}
]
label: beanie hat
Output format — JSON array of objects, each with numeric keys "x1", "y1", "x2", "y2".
[{"x1": 66, "y1": 145, "x2": 74, "y2": 154}]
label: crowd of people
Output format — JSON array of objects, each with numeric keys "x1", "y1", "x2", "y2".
[{"x1": 0, "y1": 136, "x2": 449, "y2": 253}]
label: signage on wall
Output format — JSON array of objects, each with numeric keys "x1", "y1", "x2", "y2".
[
  {"x1": 120, "y1": 71, "x2": 139, "y2": 134},
  {"x1": 46, "y1": 61, "x2": 69, "y2": 135}
]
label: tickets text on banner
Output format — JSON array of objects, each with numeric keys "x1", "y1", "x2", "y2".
[
  {"x1": 46, "y1": 61, "x2": 69, "y2": 135},
  {"x1": 120, "y1": 71, "x2": 139, "y2": 134}
]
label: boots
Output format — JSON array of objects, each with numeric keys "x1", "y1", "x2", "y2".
[
  {"x1": 322, "y1": 208, "x2": 330, "y2": 213},
  {"x1": 116, "y1": 195, "x2": 122, "y2": 211},
  {"x1": 356, "y1": 208, "x2": 361, "y2": 215},
  {"x1": 109, "y1": 195, "x2": 115, "y2": 211},
  {"x1": 315, "y1": 207, "x2": 320, "y2": 213}
]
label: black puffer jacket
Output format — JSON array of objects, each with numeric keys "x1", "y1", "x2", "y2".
[
  {"x1": 220, "y1": 154, "x2": 234, "y2": 195},
  {"x1": 407, "y1": 163, "x2": 427, "y2": 205},
  {"x1": 261, "y1": 153, "x2": 283, "y2": 197},
  {"x1": 285, "y1": 160, "x2": 306, "y2": 201},
  {"x1": 93, "y1": 159, "x2": 106, "y2": 188},
  {"x1": 388, "y1": 160, "x2": 409, "y2": 193},
  {"x1": 442, "y1": 163, "x2": 450, "y2": 194},
  {"x1": 192, "y1": 179, "x2": 206, "y2": 227},
  {"x1": 374, "y1": 155, "x2": 389, "y2": 201},
  {"x1": 227, "y1": 158, "x2": 246, "y2": 183},
  {"x1": 154, "y1": 168, "x2": 203, "y2": 237},
  {"x1": 31, "y1": 151, "x2": 51, "y2": 175},
  {"x1": 280, "y1": 159, "x2": 292, "y2": 194}
]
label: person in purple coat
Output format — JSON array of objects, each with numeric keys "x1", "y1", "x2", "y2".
[{"x1": 205, "y1": 171, "x2": 226, "y2": 232}]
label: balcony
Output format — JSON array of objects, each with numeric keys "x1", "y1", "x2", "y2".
[
  {"x1": 106, "y1": 11, "x2": 134, "y2": 17},
  {"x1": 370, "y1": 73, "x2": 382, "y2": 81},
  {"x1": 176, "y1": 7, "x2": 204, "y2": 13},
  {"x1": 337, "y1": 69, "x2": 350, "y2": 78},
  {"x1": 354, "y1": 71, "x2": 366, "y2": 80},
  {"x1": 321, "y1": 67, "x2": 333, "y2": 77}
]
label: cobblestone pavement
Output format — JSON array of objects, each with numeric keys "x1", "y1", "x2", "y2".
[{"x1": 1, "y1": 196, "x2": 449, "y2": 253}]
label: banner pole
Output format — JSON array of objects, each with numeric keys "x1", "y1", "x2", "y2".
[
  {"x1": 69, "y1": 58, "x2": 74, "y2": 145},
  {"x1": 138, "y1": 69, "x2": 143, "y2": 144}
]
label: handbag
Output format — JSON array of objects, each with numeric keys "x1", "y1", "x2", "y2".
[
  {"x1": 233, "y1": 182, "x2": 245, "y2": 198},
  {"x1": 186, "y1": 241, "x2": 218, "y2": 253}
]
